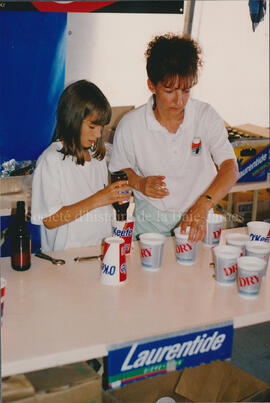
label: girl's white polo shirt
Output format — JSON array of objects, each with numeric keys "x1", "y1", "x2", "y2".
[
  {"x1": 109, "y1": 96, "x2": 236, "y2": 214},
  {"x1": 31, "y1": 141, "x2": 112, "y2": 251}
]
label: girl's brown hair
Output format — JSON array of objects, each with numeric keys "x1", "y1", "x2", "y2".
[{"x1": 52, "y1": 80, "x2": 111, "y2": 165}]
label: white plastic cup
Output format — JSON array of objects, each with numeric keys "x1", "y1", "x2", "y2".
[
  {"x1": 1, "y1": 277, "x2": 7, "y2": 326},
  {"x1": 156, "y1": 398, "x2": 176, "y2": 403},
  {"x1": 203, "y1": 213, "x2": 225, "y2": 247},
  {"x1": 237, "y1": 256, "x2": 266, "y2": 298},
  {"x1": 174, "y1": 227, "x2": 198, "y2": 266},
  {"x1": 139, "y1": 233, "x2": 166, "y2": 271},
  {"x1": 225, "y1": 233, "x2": 250, "y2": 256},
  {"x1": 245, "y1": 241, "x2": 270, "y2": 277},
  {"x1": 112, "y1": 216, "x2": 135, "y2": 255},
  {"x1": 213, "y1": 245, "x2": 242, "y2": 286},
  {"x1": 247, "y1": 221, "x2": 270, "y2": 243},
  {"x1": 100, "y1": 237, "x2": 127, "y2": 285}
]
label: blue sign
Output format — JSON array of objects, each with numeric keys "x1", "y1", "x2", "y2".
[
  {"x1": 107, "y1": 321, "x2": 234, "y2": 389},
  {"x1": 237, "y1": 146, "x2": 270, "y2": 183}
]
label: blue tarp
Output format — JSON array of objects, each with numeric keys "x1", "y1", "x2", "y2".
[
  {"x1": 0, "y1": 11, "x2": 67, "y2": 162},
  {"x1": 0, "y1": 11, "x2": 67, "y2": 256}
]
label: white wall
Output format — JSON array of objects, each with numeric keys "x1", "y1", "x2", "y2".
[
  {"x1": 191, "y1": 0, "x2": 269, "y2": 127},
  {"x1": 66, "y1": 1, "x2": 269, "y2": 127},
  {"x1": 65, "y1": 12, "x2": 185, "y2": 107}
]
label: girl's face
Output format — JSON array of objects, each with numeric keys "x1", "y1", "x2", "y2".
[{"x1": 80, "y1": 114, "x2": 102, "y2": 148}]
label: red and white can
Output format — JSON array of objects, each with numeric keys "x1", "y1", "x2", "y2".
[
  {"x1": 101, "y1": 237, "x2": 127, "y2": 285},
  {"x1": 112, "y1": 217, "x2": 135, "y2": 255}
]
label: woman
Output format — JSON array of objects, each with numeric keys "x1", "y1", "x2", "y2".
[{"x1": 109, "y1": 34, "x2": 239, "y2": 242}]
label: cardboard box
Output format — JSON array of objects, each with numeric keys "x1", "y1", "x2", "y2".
[
  {"x1": 103, "y1": 361, "x2": 270, "y2": 402},
  {"x1": 233, "y1": 124, "x2": 269, "y2": 139},
  {"x1": 231, "y1": 139, "x2": 269, "y2": 183},
  {"x1": 102, "y1": 370, "x2": 183, "y2": 403},
  {"x1": 1, "y1": 375, "x2": 35, "y2": 402},
  {"x1": 2, "y1": 362, "x2": 102, "y2": 403},
  {"x1": 225, "y1": 123, "x2": 270, "y2": 183},
  {"x1": 0, "y1": 175, "x2": 32, "y2": 195},
  {"x1": 175, "y1": 361, "x2": 270, "y2": 402},
  {"x1": 103, "y1": 106, "x2": 134, "y2": 144},
  {"x1": 233, "y1": 189, "x2": 270, "y2": 224}
]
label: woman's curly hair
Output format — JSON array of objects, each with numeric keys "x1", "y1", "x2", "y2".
[{"x1": 145, "y1": 33, "x2": 203, "y2": 87}]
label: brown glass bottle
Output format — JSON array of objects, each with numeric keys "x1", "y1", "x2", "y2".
[{"x1": 11, "y1": 201, "x2": 31, "y2": 271}]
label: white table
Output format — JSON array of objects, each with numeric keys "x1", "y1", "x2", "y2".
[{"x1": 1, "y1": 228, "x2": 270, "y2": 377}]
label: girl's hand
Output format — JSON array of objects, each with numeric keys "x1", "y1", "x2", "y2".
[{"x1": 94, "y1": 180, "x2": 131, "y2": 208}]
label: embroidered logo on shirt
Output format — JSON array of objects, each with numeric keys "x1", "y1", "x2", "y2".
[{"x1": 191, "y1": 137, "x2": 202, "y2": 155}]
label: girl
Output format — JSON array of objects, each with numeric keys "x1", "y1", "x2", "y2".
[{"x1": 31, "y1": 80, "x2": 131, "y2": 251}]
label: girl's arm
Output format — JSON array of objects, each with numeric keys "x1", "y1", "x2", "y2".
[{"x1": 43, "y1": 180, "x2": 130, "y2": 229}]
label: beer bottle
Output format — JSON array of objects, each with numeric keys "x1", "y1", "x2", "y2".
[
  {"x1": 11, "y1": 201, "x2": 31, "y2": 271},
  {"x1": 111, "y1": 171, "x2": 129, "y2": 221}
]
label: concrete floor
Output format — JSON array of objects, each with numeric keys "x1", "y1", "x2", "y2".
[{"x1": 231, "y1": 321, "x2": 270, "y2": 384}]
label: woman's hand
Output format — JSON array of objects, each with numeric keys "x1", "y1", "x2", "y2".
[
  {"x1": 94, "y1": 180, "x2": 132, "y2": 208},
  {"x1": 179, "y1": 197, "x2": 212, "y2": 243},
  {"x1": 139, "y1": 175, "x2": 169, "y2": 198}
]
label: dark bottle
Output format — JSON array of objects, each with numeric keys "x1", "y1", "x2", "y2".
[
  {"x1": 11, "y1": 201, "x2": 31, "y2": 271},
  {"x1": 111, "y1": 171, "x2": 129, "y2": 221}
]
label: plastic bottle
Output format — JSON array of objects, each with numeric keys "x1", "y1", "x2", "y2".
[
  {"x1": 11, "y1": 201, "x2": 31, "y2": 271},
  {"x1": 111, "y1": 171, "x2": 129, "y2": 221}
]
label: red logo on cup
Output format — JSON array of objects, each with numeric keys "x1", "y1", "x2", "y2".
[
  {"x1": 141, "y1": 248, "x2": 152, "y2": 258},
  {"x1": 176, "y1": 243, "x2": 192, "y2": 254},
  {"x1": 239, "y1": 275, "x2": 260, "y2": 287},
  {"x1": 213, "y1": 229, "x2": 222, "y2": 239},
  {"x1": 223, "y1": 264, "x2": 237, "y2": 277}
]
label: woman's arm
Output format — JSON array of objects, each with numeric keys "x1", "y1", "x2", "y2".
[
  {"x1": 123, "y1": 168, "x2": 169, "y2": 198},
  {"x1": 43, "y1": 180, "x2": 131, "y2": 229},
  {"x1": 180, "y1": 159, "x2": 239, "y2": 242}
]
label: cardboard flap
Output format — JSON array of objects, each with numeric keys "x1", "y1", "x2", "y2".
[
  {"x1": 2, "y1": 375, "x2": 35, "y2": 402},
  {"x1": 25, "y1": 362, "x2": 98, "y2": 393},
  {"x1": 109, "y1": 371, "x2": 182, "y2": 402},
  {"x1": 175, "y1": 361, "x2": 269, "y2": 402},
  {"x1": 106, "y1": 106, "x2": 134, "y2": 130}
]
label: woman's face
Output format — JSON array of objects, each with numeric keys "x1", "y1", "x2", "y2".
[
  {"x1": 148, "y1": 76, "x2": 191, "y2": 117},
  {"x1": 80, "y1": 114, "x2": 102, "y2": 149}
]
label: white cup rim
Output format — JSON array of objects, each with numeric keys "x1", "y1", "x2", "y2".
[
  {"x1": 245, "y1": 241, "x2": 270, "y2": 253},
  {"x1": 104, "y1": 236, "x2": 124, "y2": 244},
  {"x1": 247, "y1": 220, "x2": 270, "y2": 228},
  {"x1": 174, "y1": 226, "x2": 190, "y2": 236},
  {"x1": 225, "y1": 233, "x2": 250, "y2": 246},
  {"x1": 139, "y1": 232, "x2": 165, "y2": 245},
  {"x1": 207, "y1": 213, "x2": 225, "y2": 224},
  {"x1": 247, "y1": 221, "x2": 270, "y2": 234},
  {"x1": 213, "y1": 245, "x2": 241, "y2": 258},
  {"x1": 237, "y1": 256, "x2": 266, "y2": 271}
]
